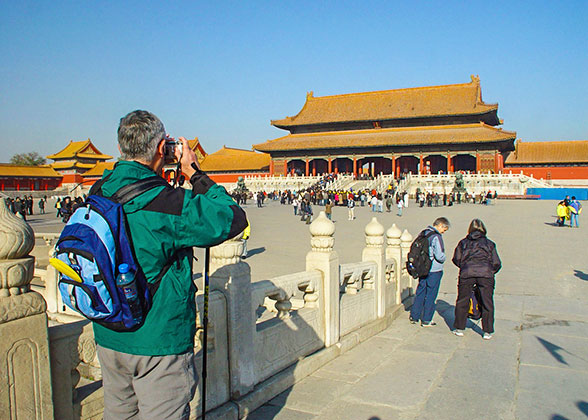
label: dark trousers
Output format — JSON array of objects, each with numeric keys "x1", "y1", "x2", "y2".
[
  {"x1": 454, "y1": 277, "x2": 495, "y2": 333},
  {"x1": 410, "y1": 270, "x2": 443, "y2": 323}
]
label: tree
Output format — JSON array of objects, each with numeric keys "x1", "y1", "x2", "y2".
[{"x1": 10, "y1": 152, "x2": 47, "y2": 166}]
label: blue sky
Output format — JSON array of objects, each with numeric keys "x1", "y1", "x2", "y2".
[{"x1": 1, "y1": 1, "x2": 586, "y2": 162}]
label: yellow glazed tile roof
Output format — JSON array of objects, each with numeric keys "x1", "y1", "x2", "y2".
[
  {"x1": 271, "y1": 75, "x2": 497, "y2": 127},
  {"x1": 200, "y1": 147, "x2": 270, "y2": 172},
  {"x1": 0, "y1": 164, "x2": 62, "y2": 177},
  {"x1": 505, "y1": 140, "x2": 588, "y2": 164},
  {"x1": 51, "y1": 161, "x2": 96, "y2": 170},
  {"x1": 47, "y1": 139, "x2": 113, "y2": 160},
  {"x1": 187, "y1": 138, "x2": 207, "y2": 162},
  {"x1": 82, "y1": 161, "x2": 116, "y2": 177},
  {"x1": 254, "y1": 123, "x2": 516, "y2": 152}
]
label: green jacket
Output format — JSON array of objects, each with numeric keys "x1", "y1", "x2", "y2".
[{"x1": 93, "y1": 161, "x2": 247, "y2": 356}]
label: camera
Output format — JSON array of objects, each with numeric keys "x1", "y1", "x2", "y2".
[{"x1": 164, "y1": 137, "x2": 183, "y2": 164}]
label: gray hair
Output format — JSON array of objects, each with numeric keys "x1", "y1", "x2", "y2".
[
  {"x1": 433, "y1": 217, "x2": 450, "y2": 229},
  {"x1": 117, "y1": 110, "x2": 165, "y2": 161}
]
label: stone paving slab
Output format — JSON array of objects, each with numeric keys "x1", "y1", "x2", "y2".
[
  {"x1": 516, "y1": 365, "x2": 588, "y2": 420},
  {"x1": 519, "y1": 332, "x2": 588, "y2": 371},
  {"x1": 266, "y1": 376, "x2": 353, "y2": 415},
  {"x1": 341, "y1": 350, "x2": 450, "y2": 409}
]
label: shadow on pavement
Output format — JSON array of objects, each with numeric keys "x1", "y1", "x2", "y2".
[
  {"x1": 573, "y1": 270, "x2": 588, "y2": 281},
  {"x1": 436, "y1": 299, "x2": 483, "y2": 335},
  {"x1": 536, "y1": 336, "x2": 569, "y2": 365},
  {"x1": 246, "y1": 247, "x2": 266, "y2": 258}
]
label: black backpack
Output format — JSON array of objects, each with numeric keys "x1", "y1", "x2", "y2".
[{"x1": 406, "y1": 230, "x2": 438, "y2": 279}]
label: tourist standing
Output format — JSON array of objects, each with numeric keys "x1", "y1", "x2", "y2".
[
  {"x1": 452, "y1": 219, "x2": 501, "y2": 339},
  {"x1": 397, "y1": 198, "x2": 404, "y2": 216},
  {"x1": 385, "y1": 195, "x2": 393, "y2": 212},
  {"x1": 347, "y1": 196, "x2": 355, "y2": 220},
  {"x1": 409, "y1": 217, "x2": 450, "y2": 326},
  {"x1": 569, "y1": 196, "x2": 582, "y2": 228},
  {"x1": 95, "y1": 110, "x2": 246, "y2": 420},
  {"x1": 325, "y1": 199, "x2": 333, "y2": 220},
  {"x1": 55, "y1": 198, "x2": 62, "y2": 217},
  {"x1": 38, "y1": 198, "x2": 45, "y2": 214},
  {"x1": 371, "y1": 195, "x2": 378, "y2": 212},
  {"x1": 293, "y1": 197, "x2": 299, "y2": 215}
]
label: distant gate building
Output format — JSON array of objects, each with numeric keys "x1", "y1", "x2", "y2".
[{"x1": 254, "y1": 76, "x2": 516, "y2": 177}]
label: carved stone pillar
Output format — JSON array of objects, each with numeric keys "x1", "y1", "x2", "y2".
[
  {"x1": 400, "y1": 229, "x2": 414, "y2": 296},
  {"x1": 306, "y1": 211, "x2": 339, "y2": 347},
  {"x1": 385, "y1": 224, "x2": 402, "y2": 304},
  {"x1": 209, "y1": 233, "x2": 255, "y2": 398},
  {"x1": 0, "y1": 198, "x2": 54, "y2": 419},
  {"x1": 362, "y1": 217, "x2": 386, "y2": 318}
]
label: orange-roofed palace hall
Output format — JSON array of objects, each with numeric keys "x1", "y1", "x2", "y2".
[
  {"x1": 47, "y1": 139, "x2": 112, "y2": 184},
  {"x1": 254, "y1": 76, "x2": 516, "y2": 177}
]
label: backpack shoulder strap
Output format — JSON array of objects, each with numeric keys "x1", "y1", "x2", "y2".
[
  {"x1": 111, "y1": 176, "x2": 170, "y2": 204},
  {"x1": 89, "y1": 172, "x2": 112, "y2": 197}
]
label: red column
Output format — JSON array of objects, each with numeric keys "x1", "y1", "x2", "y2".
[
  {"x1": 498, "y1": 153, "x2": 504, "y2": 171},
  {"x1": 447, "y1": 154, "x2": 452, "y2": 173},
  {"x1": 305, "y1": 159, "x2": 309, "y2": 176},
  {"x1": 476, "y1": 153, "x2": 481, "y2": 173},
  {"x1": 269, "y1": 159, "x2": 274, "y2": 176},
  {"x1": 353, "y1": 157, "x2": 357, "y2": 177},
  {"x1": 494, "y1": 152, "x2": 499, "y2": 173},
  {"x1": 312, "y1": 163, "x2": 316, "y2": 176},
  {"x1": 391, "y1": 156, "x2": 396, "y2": 177},
  {"x1": 328, "y1": 158, "x2": 332, "y2": 173},
  {"x1": 283, "y1": 160, "x2": 288, "y2": 175},
  {"x1": 419, "y1": 154, "x2": 424, "y2": 174}
]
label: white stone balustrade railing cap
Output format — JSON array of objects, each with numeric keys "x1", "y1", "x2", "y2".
[
  {"x1": 400, "y1": 229, "x2": 413, "y2": 243},
  {"x1": 365, "y1": 217, "x2": 384, "y2": 237},
  {"x1": 0, "y1": 197, "x2": 34, "y2": 259},
  {"x1": 386, "y1": 223, "x2": 402, "y2": 239},
  {"x1": 309, "y1": 211, "x2": 335, "y2": 237}
]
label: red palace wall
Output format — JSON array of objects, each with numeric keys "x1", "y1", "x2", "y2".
[
  {"x1": 0, "y1": 178, "x2": 62, "y2": 191},
  {"x1": 504, "y1": 166, "x2": 588, "y2": 180}
]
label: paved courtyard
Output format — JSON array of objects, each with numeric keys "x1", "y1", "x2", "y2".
[{"x1": 28, "y1": 197, "x2": 588, "y2": 419}]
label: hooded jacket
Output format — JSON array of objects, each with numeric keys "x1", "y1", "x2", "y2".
[{"x1": 452, "y1": 230, "x2": 501, "y2": 279}]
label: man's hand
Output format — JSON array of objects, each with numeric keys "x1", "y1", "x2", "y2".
[{"x1": 177, "y1": 137, "x2": 200, "y2": 179}]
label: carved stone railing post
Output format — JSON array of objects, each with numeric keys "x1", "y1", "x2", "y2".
[
  {"x1": 400, "y1": 230, "x2": 414, "y2": 294},
  {"x1": 306, "y1": 211, "x2": 339, "y2": 347},
  {"x1": 362, "y1": 217, "x2": 386, "y2": 318},
  {"x1": 0, "y1": 197, "x2": 54, "y2": 419},
  {"x1": 386, "y1": 224, "x2": 402, "y2": 304},
  {"x1": 209, "y1": 233, "x2": 255, "y2": 399}
]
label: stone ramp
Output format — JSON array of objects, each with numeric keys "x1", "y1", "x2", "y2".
[{"x1": 249, "y1": 290, "x2": 588, "y2": 420}]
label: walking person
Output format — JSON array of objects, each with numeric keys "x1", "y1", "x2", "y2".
[
  {"x1": 451, "y1": 219, "x2": 502, "y2": 339},
  {"x1": 409, "y1": 217, "x2": 450, "y2": 326},
  {"x1": 397, "y1": 196, "x2": 404, "y2": 216}
]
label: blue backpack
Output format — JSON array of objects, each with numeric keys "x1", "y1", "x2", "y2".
[{"x1": 53, "y1": 175, "x2": 169, "y2": 331}]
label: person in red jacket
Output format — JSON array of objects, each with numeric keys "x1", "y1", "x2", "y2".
[{"x1": 451, "y1": 219, "x2": 502, "y2": 340}]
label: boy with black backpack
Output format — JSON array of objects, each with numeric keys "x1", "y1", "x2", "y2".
[{"x1": 407, "y1": 217, "x2": 450, "y2": 327}]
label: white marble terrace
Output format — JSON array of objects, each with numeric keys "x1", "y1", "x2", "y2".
[{"x1": 0, "y1": 197, "x2": 416, "y2": 420}]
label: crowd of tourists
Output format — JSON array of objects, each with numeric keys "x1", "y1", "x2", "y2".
[{"x1": 5, "y1": 195, "x2": 47, "y2": 220}]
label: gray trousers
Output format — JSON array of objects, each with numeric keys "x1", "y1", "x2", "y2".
[{"x1": 97, "y1": 345, "x2": 198, "y2": 420}]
